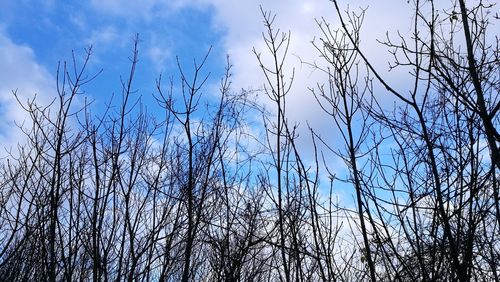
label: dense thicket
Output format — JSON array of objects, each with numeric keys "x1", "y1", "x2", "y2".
[{"x1": 0, "y1": 1, "x2": 498, "y2": 281}]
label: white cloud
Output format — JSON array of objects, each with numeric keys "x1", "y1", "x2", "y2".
[
  {"x1": 144, "y1": 33, "x2": 173, "y2": 74},
  {"x1": 179, "y1": 1, "x2": 416, "y2": 162},
  {"x1": 83, "y1": 25, "x2": 131, "y2": 66},
  {"x1": 76, "y1": 0, "x2": 500, "y2": 187},
  {"x1": 69, "y1": 13, "x2": 87, "y2": 31},
  {"x1": 0, "y1": 27, "x2": 55, "y2": 154},
  {"x1": 201, "y1": 0, "x2": 414, "y2": 104},
  {"x1": 147, "y1": 45, "x2": 171, "y2": 73},
  {"x1": 90, "y1": 0, "x2": 154, "y2": 17},
  {"x1": 89, "y1": 0, "x2": 185, "y2": 20},
  {"x1": 85, "y1": 25, "x2": 119, "y2": 47}
]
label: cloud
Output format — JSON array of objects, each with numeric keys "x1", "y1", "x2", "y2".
[
  {"x1": 85, "y1": 25, "x2": 119, "y2": 47},
  {"x1": 89, "y1": 0, "x2": 189, "y2": 20},
  {"x1": 147, "y1": 45, "x2": 172, "y2": 73},
  {"x1": 201, "y1": 0, "x2": 415, "y2": 101},
  {"x1": 173, "y1": 0, "x2": 442, "y2": 192},
  {"x1": 82, "y1": 0, "x2": 422, "y2": 125},
  {"x1": 90, "y1": 0, "x2": 158, "y2": 18},
  {"x1": 144, "y1": 33, "x2": 173, "y2": 74},
  {"x1": 69, "y1": 13, "x2": 87, "y2": 31},
  {"x1": 79, "y1": 0, "x2": 431, "y2": 171},
  {"x1": 177, "y1": 1, "x2": 391, "y2": 158},
  {"x1": 83, "y1": 25, "x2": 132, "y2": 66},
  {"x1": 0, "y1": 27, "x2": 55, "y2": 154}
]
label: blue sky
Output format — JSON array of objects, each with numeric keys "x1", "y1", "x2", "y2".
[
  {"x1": 0, "y1": 0, "x2": 417, "y2": 124},
  {"x1": 0, "y1": 0, "x2": 418, "y2": 112},
  {"x1": 0, "y1": 0, "x2": 431, "y2": 201},
  {"x1": 2, "y1": 0, "x2": 499, "y2": 208},
  {"x1": 5, "y1": 0, "x2": 494, "y2": 191},
  {"x1": 0, "y1": 0, "x2": 226, "y2": 108},
  {"x1": 3, "y1": 0, "x2": 498, "y2": 130}
]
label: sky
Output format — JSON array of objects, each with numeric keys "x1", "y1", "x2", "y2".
[
  {"x1": 0, "y1": 0, "x2": 456, "y2": 195},
  {"x1": 0, "y1": 0, "x2": 419, "y2": 149},
  {"x1": 1, "y1": 0, "x2": 498, "y2": 198}
]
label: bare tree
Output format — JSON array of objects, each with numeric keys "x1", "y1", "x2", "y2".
[
  {"x1": 0, "y1": 1, "x2": 497, "y2": 281},
  {"x1": 312, "y1": 0, "x2": 500, "y2": 281}
]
